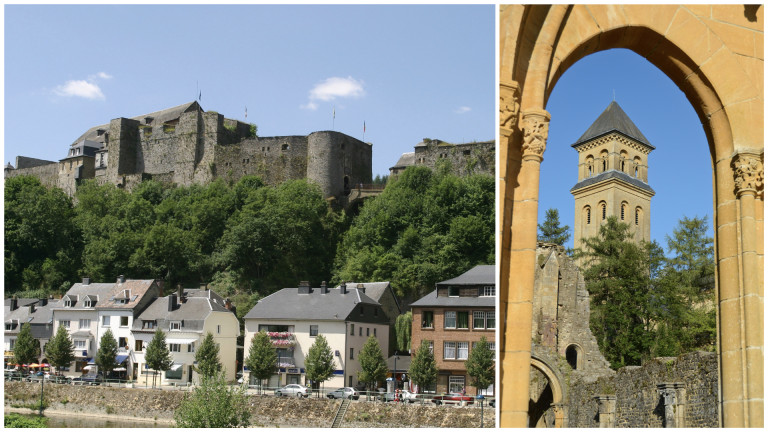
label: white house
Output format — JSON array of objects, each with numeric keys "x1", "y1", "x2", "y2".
[
  {"x1": 244, "y1": 281, "x2": 390, "y2": 391},
  {"x1": 131, "y1": 286, "x2": 239, "y2": 386},
  {"x1": 4, "y1": 297, "x2": 59, "y2": 368}
]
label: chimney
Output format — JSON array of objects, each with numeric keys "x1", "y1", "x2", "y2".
[
  {"x1": 320, "y1": 281, "x2": 328, "y2": 294},
  {"x1": 10, "y1": 296, "x2": 18, "y2": 311},
  {"x1": 177, "y1": 284, "x2": 185, "y2": 303},
  {"x1": 298, "y1": 281, "x2": 311, "y2": 295},
  {"x1": 168, "y1": 293, "x2": 177, "y2": 311},
  {"x1": 340, "y1": 282, "x2": 347, "y2": 295},
  {"x1": 357, "y1": 283, "x2": 366, "y2": 294},
  {"x1": 82, "y1": 277, "x2": 91, "y2": 285},
  {"x1": 117, "y1": 275, "x2": 126, "y2": 284},
  {"x1": 224, "y1": 298, "x2": 232, "y2": 310}
]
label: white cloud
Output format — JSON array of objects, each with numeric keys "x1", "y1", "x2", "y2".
[
  {"x1": 54, "y1": 80, "x2": 105, "y2": 100},
  {"x1": 302, "y1": 76, "x2": 365, "y2": 110},
  {"x1": 94, "y1": 72, "x2": 113, "y2": 80},
  {"x1": 455, "y1": 106, "x2": 472, "y2": 114}
]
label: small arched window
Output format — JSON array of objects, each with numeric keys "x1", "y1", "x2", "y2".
[
  {"x1": 621, "y1": 202, "x2": 628, "y2": 221},
  {"x1": 566, "y1": 344, "x2": 582, "y2": 370},
  {"x1": 635, "y1": 207, "x2": 641, "y2": 226},
  {"x1": 600, "y1": 202, "x2": 607, "y2": 220},
  {"x1": 585, "y1": 206, "x2": 591, "y2": 225}
]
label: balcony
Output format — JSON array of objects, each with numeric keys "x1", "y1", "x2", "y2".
[
  {"x1": 276, "y1": 357, "x2": 296, "y2": 368},
  {"x1": 268, "y1": 332, "x2": 296, "y2": 348}
]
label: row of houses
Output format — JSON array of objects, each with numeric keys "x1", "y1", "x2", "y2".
[{"x1": 4, "y1": 266, "x2": 495, "y2": 394}]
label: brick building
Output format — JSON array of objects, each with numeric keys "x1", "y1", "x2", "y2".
[{"x1": 410, "y1": 265, "x2": 495, "y2": 396}]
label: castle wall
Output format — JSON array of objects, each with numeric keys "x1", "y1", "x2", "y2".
[
  {"x1": 307, "y1": 131, "x2": 372, "y2": 203},
  {"x1": 5, "y1": 159, "x2": 58, "y2": 188},
  {"x1": 413, "y1": 140, "x2": 495, "y2": 177},
  {"x1": 566, "y1": 352, "x2": 719, "y2": 428},
  {"x1": 212, "y1": 136, "x2": 309, "y2": 186}
]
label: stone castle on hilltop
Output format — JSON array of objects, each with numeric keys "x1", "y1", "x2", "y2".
[{"x1": 6, "y1": 101, "x2": 494, "y2": 205}]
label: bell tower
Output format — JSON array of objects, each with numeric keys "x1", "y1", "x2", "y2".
[{"x1": 570, "y1": 101, "x2": 655, "y2": 248}]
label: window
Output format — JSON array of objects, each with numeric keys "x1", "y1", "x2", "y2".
[
  {"x1": 166, "y1": 367, "x2": 182, "y2": 380},
  {"x1": 75, "y1": 340, "x2": 87, "y2": 350},
  {"x1": 635, "y1": 208, "x2": 641, "y2": 226},
  {"x1": 143, "y1": 320, "x2": 156, "y2": 329},
  {"x1": 350, "y1": 348, "x2": 354, "y2": 359},
  {"x1": 422, "y1": 311, "x2": 434, "y2": 328},
  {"x1": 444, "y1": 342, "x2": 456, "y2": 359},
  {"x1": 5, "y1": 323, "x2": 12, "y2": 331},
  {"x1": 217, "y1": 325, "x2": 221, "y2": 334},
  {"x1": 621, "y1": 203, "x2": 626, "y2": 220},
  {"x1": 473, "y1": 311, "x2": 486, "y2": 329},
  {"x1": 64, "y1": 299, "x2": 73, "y2": 307},
  {"x1": 118, "y1": 337, "x2": 127, "y2": 348},
  {"x1": 444, "y1": 311, "x2": 457, "y2": 329},
  {"x1": 482, "y1": 285, "x2": 495, "y2": 296},
  {"x1": 601, "y1": 202, "x2": 606, "y2": 220},
  {"x1": 586, "y1": 206, "x2": 591, "y2": 225},
  {"x1": 449, "y1": 286, "x2": 459, "y2": 297},
  {"x1": 60, "y1": 320, "x2": 70, "y2": 329},
  {"x1": 102, "y1": 316, "x2": 110, "y2": 327},
  {"x1": 374, "y1": 308, "x2": 378, "y2": 317},
  {"x1": 120, "y1": 316, "x2": 128, "y2": 327},
  {"x1": 169, "y1": 343, "x2": 181, "y2": 352},
  {"x1": 310, "y1": 325, "x2": 318, "y2": 337},
  {"x1": 487, "y1": 311, "x2": 495, "y2": 329},
  {"x1": 135, "y1": 340, "x2": 143, "y2": 352},
  {"x1": 79, "y1": 319, "x2": 90, "y2": 329},
  {"x1": 449, "y1": 376, "x2": 466, "y2": 393},
  {"x1": 473, "y1": 341, "x2": 496, "y2": 353},
  {"x1": 84, "y1": 299, "x2": 94, "y2": 308},
  {"x1": 350, "y1": 324, "x2": 354, "y2": 336},
  {"x1": 374, "y1": 328, "x2": 377, "y2": 337},
  {"x1": 427, "y1": 341, "x2": 434, "y2": 354},
  {"x1": 9, "y1": 339, "x2": 15, "y2": 350},
  {"x1": 360, "y1": 306, "x2": 364, "y2": 316},
  {"x1": 188, "y1": 342, "x2": 195, "y2": 353},
  {"x1": 170, "y1": 321, "x2": 181, "y2": 331},
  {"x1": 359, "y1": 327, "x2": 362, "y2": 336},
  {"x1": 366, "y1": 328, "x2": 370, "y2": 337},
  {"x1": 457, "y1": 342, "x2": 469, "y2": 359},
  {"x1": 457, "y1": 311, "x2": 469, "y2": 329}
]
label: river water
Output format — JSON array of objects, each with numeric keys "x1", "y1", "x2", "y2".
[{"x1": 12, "y1": 412, "x2": 170, "y2": 428}]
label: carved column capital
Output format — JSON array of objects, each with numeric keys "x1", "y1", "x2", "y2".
[
  {"x1": 500, "y1": 80, "x2": 521, "y2": 137},
  {"x1": 731, "y1": 152, "x2": 763, "y2": 198},
  {"x1": 521, "y1": 109, "x2": 551, "y2": 162}
]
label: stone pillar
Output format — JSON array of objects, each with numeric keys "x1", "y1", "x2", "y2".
[
  {"x1": 728, "y1": 151, "x2": 764, "y2": 427},
  {"x1": 552, "y1": 403, "x2": 568, "y2": 428},
  {"x1": 594, "y1": 395, "x2": 616, "y2": 428},
  {"x1": 657, "y1": 383, "x2": 686, "y2": 428}
]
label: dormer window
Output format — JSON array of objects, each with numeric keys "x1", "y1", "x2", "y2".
[
  {"x1": 170, "y1": 321, "x2": 181, "y2": 331},
  {"x1": 482, "y1": 285, "x2": 495, "y2": 296},
  {"x1": 64, "y1": 298, "x2": 73, "y2": 307},
  {"x1": 449, "y1": 286, "x2": 460, "y2": 297},
  {"x1": 142, "y1": 320, "x2": 156, "y2": 330},
  {"x1": 84, "y1": 299, "x2": 93, "y2": 307}
]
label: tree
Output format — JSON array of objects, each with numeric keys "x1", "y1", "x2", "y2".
[
  {"x1": 45, "y1": 325, "x2": 75, "y2": 374},
  {"x1": 464, "y1": 337, "x2": 494, "y2": 395},
  {"x1": 174, "y1": 371, "x2": 250, "y2": 428},
  {"x1": 395, "y1": 312, "x2": 412, "y2": 353},
  {"x1": 537, "y1": 208, "x2": 571, "y2": 245},
  {"x1": 245, "y1": 331, "x2": 276, "y2": 394},
  {"x1": 408, "y1": 340, "x2": 438, "y2": 393},
  {"x1": 195, "y1": 332, "x2": 222, "y2": 379},
  {"x1": 96, "y1": 328, "x2": 118, "y2": 377},
  {"x1": 13, "y1": 322, "x2": 39, "y2": 370},
  {"x1": 145, "y1": 329, "x2": 173, "y2": 388},
  {"x1": 304, "y1": 334, "x2": 335, "y2": 396},
  {"x1": 357, "y1": 336, "x2": 388, "y2": 398}
]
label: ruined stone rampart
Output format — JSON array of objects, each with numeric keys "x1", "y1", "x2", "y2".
[
  {"x1": 5, "y1": 157, "x2": 58, "y2": 188},
  {"x1": 392, "y1": 139, "x2": 495, "y2": 177}
]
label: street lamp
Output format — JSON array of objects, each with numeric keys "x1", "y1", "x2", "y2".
[
  {"x1": 477, "y1": 394, "x2": 485, "y2": 428},
  {"x1": 37, "y1": 370, "x2": 45, "y2": 415},
  {"x1": 393, "y1": 354, "x2": 400, "y2": 390}
]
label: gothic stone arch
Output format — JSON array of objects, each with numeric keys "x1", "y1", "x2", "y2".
[
  {"x1": 499, "y1": 5, "x2": 763, "y2": 428},
  {"x1": 530, "y1": 355, "x2": 569, "y2": 428}
]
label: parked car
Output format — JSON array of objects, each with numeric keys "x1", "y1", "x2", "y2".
[
  {"x1": 275, "y1": 384, "x2": 309, "y2": 397},
  {"x1": 72, "y1": 372, "x2": 103, "y2": 386},
  {"x1": 381, "y1": 390, "x2": 418, "y2": 403},
  {"x1": 327, "y1": 387, "x2": 359, "y2": 400},
  {"x1": 48, "y1": 374, "x2": 71, "y2": 384},
  {"x1": 431, "y1": 393, "x2": 474, "y2": 405}
]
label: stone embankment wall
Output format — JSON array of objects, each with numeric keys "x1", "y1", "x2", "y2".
[
  {"x1": 566, "y1": 351, "x2": 718, "y2": 427},
  {"x1": 4, "y1": 382, "x2": 494, "y2": 428}
]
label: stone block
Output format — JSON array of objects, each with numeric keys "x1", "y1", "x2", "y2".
[
  {"x1": 622, "y1": 4, "x2": 680, "y2": 37},
  {"x1": 699, "y1": 48, "x2": 756, "y2": 107},
  {"x1": 665, "y1": 9, "x2": 723, "y2": 66},
  {"x1": 684, "y1": 4, "x2": 711, "y2": 18},
  {"x1": 725, "y1": 99, "x2": 764, "y2": 150},
  {"x1": 711, "y1": 4, "x2": 763, "y2": 32}
]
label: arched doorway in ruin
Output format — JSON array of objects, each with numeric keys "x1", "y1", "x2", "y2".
[
  {"x1": 529, "y1": 355, "x2": 568, "y2": 428},
  {"x1": 499, "y1": 5, "x2": 763, "y2": 428}
]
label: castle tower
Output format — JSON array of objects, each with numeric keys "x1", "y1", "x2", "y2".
[{"x1": 570, "y1": 101, "x2": 655, "y2": 248}]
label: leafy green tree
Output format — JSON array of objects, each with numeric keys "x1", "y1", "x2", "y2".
[
  {"x1": 45, "y1": 325, "x2": 75, "y2": 374},
  {"x1": 174, "y1": 371, "x2": 250, "y2": 428},
  {"x1": 537, "y1": 208, "x2": 571, "y2": 245},
  {"x1": 464, "y1": 337, "x2": 495, "y2": 395},
  {"x1": 245, "y1": 331, "x2": 276, "y2": 394},
  {"x1": 304, "y1": 334, "x2": 335, "y2": 396},
  {"x1": 408, "y1": 340, "x2": 438, "y2": 393},
  {"x1": 5, "y1": 413, "x2": 48, "y2": 428},
  {"x1": 13, "y1": 322, "x2": 39, "y2": 370},
  {"x1": 96, "y1": 329, "x2": 118, "y2": 376},
  {"x1": 195, "y1": 332, "x2": 222, "y2": 378},
  {"x1": 395, "y1": 312, "x2": 412, "y2": 353},
  {"x1": 357, "y1": 336, "x2": 388, "y2": 397},
  {"x1": 145, "y1": 329, "x2": 173, "y2": 388}
]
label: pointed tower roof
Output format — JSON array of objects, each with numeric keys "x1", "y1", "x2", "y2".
[{"x1": 571, "y1": 101, "x2": 654, "y2": 149}]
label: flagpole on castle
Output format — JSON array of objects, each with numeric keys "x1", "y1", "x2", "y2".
[
  {"x1": 332, "y1": 106, "x2": 335, "y2": 131},
  {"x1": 363, "y1": 121, "x2": 366, "y2": 142}
]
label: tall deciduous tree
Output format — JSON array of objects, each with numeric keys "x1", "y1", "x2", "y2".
[
  {"x1": 357, "y1": 336, "x2": 388, "y2": 396},
  {"x1": 537, "y1": 208, "x2": 571, "y2": 246},
  {"x1": 45, "y1": 325, "x2": 75, "y2": 374},
  {"x1": 174, "y1": 371, "x2": 250, "y2": 428},
  {"x1": 13, "y1": 322, "x2": 39, "y2": 370},
  {"x1": 408, "y1": 340, "x2": 438, "y2": 393},
  {"x1": 304, "y1": 334, "x2": 335, "y2": 396},
  {"x1": 245, "y1": 331, "x2": 276, "y2": 394},
  {"x1": 96, "y1": 328, "x2": 118, "y2": 376},
  {"x1": 195, "y1": 332, "x2": 222, "y2": 378},
  {"x1": 464, "y1": 337, "x2": 494, "y2": 395},
  {"x1": 395, "y1": 312, "x2": 412, "y2": 353},
  {"x1": 145, "y1": 329, "x2": 173, "y2": 388}
]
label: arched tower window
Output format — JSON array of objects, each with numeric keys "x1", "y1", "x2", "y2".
[
  {"x1": 600, "y1": 150, "x2": 608, "y2": 172},
  {"x1": 599, "y1": 201, "x2": 607, "y2": 221},
  {"x1": 585, "y1": 155, "x2": 594, "y2": 177},
  {"x1": 584, "y1": 206, "x2": 591, "y2": 225},
  {"x1": 621, "y1": 202, "x2": 628, "y2": 221},
  {"x1": 620, "y1": 150, "x2": 628, "y2": 173},
  {"x1": 633, "y1": 156, "x2": 642, "y2": 178},
  {"x1": 635, "y1": 207, "x2": 642, "y2": 226},
  {"x1": 565, "y1": 344, "x2": 582, "y2": 370}
]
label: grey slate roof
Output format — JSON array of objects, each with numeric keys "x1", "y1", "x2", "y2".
[
  {"x1": 572, "y1": 101, "x2": 654, "y2": 149},
  {"x1": 343, "y1": 282, "x2": 391, "y2": 303},
  {"x1": 570, "y1": 169, "x2": 656, "y2": 194},
  {"x1": 244, "y1": 287, "x2": 380, "y2": 321},
  {"x1": 436, "y1": 265, "x2": 495, "y2": 286},
  {"x1": 390, "y1": 152, "x2": 415, "y2": 169},
  {"x1": 4, "y1": 298, "x2": 60, "y2": 339},
  {"x1": 409, "y1": 289, "x2": 495, "y2": 308},
  {"x1": 132, "y1": 288, "x2": 231, "y2": 333}
]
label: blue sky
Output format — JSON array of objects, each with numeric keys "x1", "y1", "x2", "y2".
[
  {"x1": 4, "y1": 4, "x2": 495, "y2": 178},
  {"x1": 542, "y1": 48, "x2": 715, "y2": 252}
]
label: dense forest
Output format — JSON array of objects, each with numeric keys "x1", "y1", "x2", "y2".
[{"x1": 5, "y1": 166, "x2": 494, "y2": 318}]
